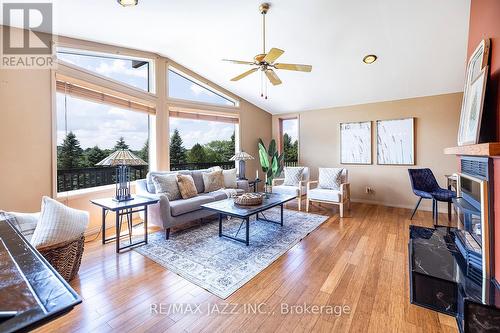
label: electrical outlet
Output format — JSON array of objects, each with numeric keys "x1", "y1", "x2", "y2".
[{"x1": 365, "y1": 186, "x2": 373, "y2": 194}]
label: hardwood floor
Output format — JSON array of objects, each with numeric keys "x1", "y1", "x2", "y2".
[{"x1": 34, "y1": 202, "x2": 459, "y2": 333}]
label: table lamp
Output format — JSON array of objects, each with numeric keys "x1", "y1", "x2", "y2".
[
  {"x1": 96, "y1": 149, "x2": 148, "y2": 202},
  {"x1": 230, "y1": 152, "x2": 254, "y2": 180}
]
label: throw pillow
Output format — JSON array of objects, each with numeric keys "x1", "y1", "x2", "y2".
[
  {"x1": 202, "y1": 170, "x2": 224, "y2": 192},
  {"x1": 151, "y1": 174, "x2": 181, "y2": 201},
  {"x1": 176, "y1": 174, "x2": 198, "y2": 199},
  {"x1": 283, "y1": 167, "x2": 305, "y2": 186},
  {"x1": 318, "y1": 168, "x2": 343, "y2": 190},
  {"x1": 222, "y1": 168, "x2": 238, "y2": 189},
  {"x1": 7, "y1": 211, "x2": 40, "y2": 241},
  {"x1": 30, "y1": 196, "x2": 89, "y2": 249}
]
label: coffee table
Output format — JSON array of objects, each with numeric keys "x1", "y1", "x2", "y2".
[{"x1": 201, "y1": 193, "x2": 296, "y2": 246}]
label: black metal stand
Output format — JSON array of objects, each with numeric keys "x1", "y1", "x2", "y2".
[{"x1": 101, "y1": 205, "x2": 149, "y2": 253}]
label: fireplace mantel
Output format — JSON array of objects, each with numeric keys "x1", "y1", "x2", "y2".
[{"x1": 444, "y1": 142, "x2": 500, "y2": 156}]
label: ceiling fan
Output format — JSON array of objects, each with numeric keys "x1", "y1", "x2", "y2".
[{"x1": 223, "y1": 3, "x2": 312, "y2": 99}]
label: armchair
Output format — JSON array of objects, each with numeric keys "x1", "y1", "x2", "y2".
[
  {"x1": 306, "y1": 168, "x2": 350, "y2": 217},
  {"x1": 272, "y1": 167, "x2": 310, "y2": 211}
]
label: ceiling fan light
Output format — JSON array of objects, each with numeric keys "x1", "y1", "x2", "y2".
[
  {"x1": 117, "y1": 0, "x2": 138, "y2": 7},
  {"x1": 363, "y1": 54, "x2": 378, "y2": 64}
]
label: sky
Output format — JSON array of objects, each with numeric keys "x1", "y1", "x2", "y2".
[
  {"x1": 57, "y1": 52, "x2": 236, "y2": 150},
  {"x1": 282, "y1": 118, "x2": 298, "y2": 142}
]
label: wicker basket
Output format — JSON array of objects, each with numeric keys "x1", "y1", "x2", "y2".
[
  {"x1": 37, "y1": 234, "x2": 85, "y2": 282},
  {"x1": 234, "y1": 193, "x2": 264, "y2": 206}
]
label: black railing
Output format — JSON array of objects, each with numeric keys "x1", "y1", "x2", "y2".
[
  {"x1": 57, "y1": 162, "x2": 237, "y2": 192},
  {"x1": 170, "y1": 161, "x2": 235, "y2": 171},
  {"x1": 284, "y1": 160, "x2": 299, "y2": 167},
  {"x1": 57, "y1": 165, "x2": 148, "y2": 192}
]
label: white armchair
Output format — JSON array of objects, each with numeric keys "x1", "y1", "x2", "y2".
[
  {"x1": 306, "y1": 168, "x2": 350, "y2": 217},
  {"x1": 272, "y1": 167, "x2": 310, "y2": 211}
]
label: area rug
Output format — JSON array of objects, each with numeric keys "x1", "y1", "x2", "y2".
[{"x1": 135, "y1": 207, "x2": 328, "y2": 299}]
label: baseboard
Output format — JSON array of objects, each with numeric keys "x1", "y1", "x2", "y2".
[{"x1": 350, "y1": 198, "x2": 448, "y2": 213}]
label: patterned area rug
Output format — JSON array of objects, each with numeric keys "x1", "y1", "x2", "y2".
[{"x1": 135, "y1": 208, "x2": 328, "y2": 299}]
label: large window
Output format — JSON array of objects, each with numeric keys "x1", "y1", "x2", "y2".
[
  {"x1": 57, "y1": 49, "x2": 153, "y2": 92},
  {"x1": 169, "y1": 115, "x2": 237, "y2": 170},
  {"x1": 168, "y1": 68, "x2": 237, "y2": 107},
  {"x1": 56, "y1": 92, "x2": 150, "y2": 192},
  {"x1": 281, "y1": 118, "x2": 299, "y2": 166}
]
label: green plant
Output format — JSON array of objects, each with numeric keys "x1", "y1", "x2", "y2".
[{"x1": 258, "y1": 138, "x2": 284, "y2": 186}]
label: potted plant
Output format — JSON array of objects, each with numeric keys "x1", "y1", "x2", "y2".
[{"x1": 258, "y1": 138, "x2": 284, "y2": 194}]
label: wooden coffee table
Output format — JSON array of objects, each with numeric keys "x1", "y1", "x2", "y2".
[{"x1": 201, "y1": 193, "x2": 296, "y2": 246}]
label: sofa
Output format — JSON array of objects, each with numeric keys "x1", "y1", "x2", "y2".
[{"x1": 136, "y1": 168, "x2": 249, "y2": 239}]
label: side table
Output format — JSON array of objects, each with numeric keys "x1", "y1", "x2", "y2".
[
  {"x1": 248, "y1": 178, "x2": 262, "y2": 192},
  {"x1": 90, "y1": 196, "x2": 159, "y2": 253}
]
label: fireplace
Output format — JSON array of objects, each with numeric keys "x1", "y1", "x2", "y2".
[{"x1": 453, "y1": 156, "x2": 494, "y2": 281}]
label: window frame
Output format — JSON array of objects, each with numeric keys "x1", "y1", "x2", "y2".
[
  {"x1": 167, "y1": 66, "x2": 239, "y2": 108},
  {"x1": 56, "y1": 47, "x2": 156, "y2": 94},
  {"x1": 279, "y1": 117, "x2": 300, "y2": 163}
]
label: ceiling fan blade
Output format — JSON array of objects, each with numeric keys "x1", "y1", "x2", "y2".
[
  {"x1": 231, "y1": 68, "x2": 258, "y2": 81},
  {"x1": 265, "y1": 69, "x2": 282, "y2": 86},
  {"x1": 263, "y1": 48, "x2": 284, "y2": 64},
  {"x1": 274, "y1": 63, "x2": 312, "y2": 72},
  {"x1": 222, "y1": 59, "x2": 255, "y2": 65}
]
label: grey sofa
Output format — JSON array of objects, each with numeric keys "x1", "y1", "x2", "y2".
[{"x1": 136, "y1": 168, "x2": 249, "y2": 239}]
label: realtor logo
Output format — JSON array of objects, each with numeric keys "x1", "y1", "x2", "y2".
[{"x1": 1, "y1": 2, "x2": 55, "y2": 68}]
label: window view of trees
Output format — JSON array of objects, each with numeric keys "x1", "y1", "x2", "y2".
[
  {"x1": 56, "y1": 93, "x2": 150, "y2": 192},
  {"x1": 282, "y1": 118, "x2": 299, "y2": 163},
  {"x1": 57, "y1": 133, "x2": 149, "y2": 170},
  {"x1": 169, "y1": 127, "x2": 235, "y2": 167}
]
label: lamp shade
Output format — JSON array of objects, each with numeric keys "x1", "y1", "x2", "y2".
[
  {"x1": 230, "y1": 151, "x2": 254, "y2": 161},
  {"x1": 95, "y1": 149, "x2": 148, "y2": 166}
]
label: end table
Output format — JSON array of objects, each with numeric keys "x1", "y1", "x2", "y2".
[{"x1": 90, "y1": 196, "x2": 159, "y2": 253}]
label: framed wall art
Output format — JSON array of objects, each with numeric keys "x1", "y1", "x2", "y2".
[
  {"x1": 457, "y1": 66, "x2": 488, "y2": 145},
  {"x1": 377, "y1": 118, "x2": 414, "y2": 165},
  {"x1": 340, "y1": 121, "x2": 371, "y2": 164},
  {"x1": 458, "y1": 39, "x2": 490, "y2": 146}
]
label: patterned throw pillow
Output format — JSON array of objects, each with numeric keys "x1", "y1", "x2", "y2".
[
  {"x1": 176, "y1": 174, "x2": 198, "y2": 199},
  {"x1": 318, "y1": 168, "x2": 343, "y2": 190},
  {"x1": 283, "y1": 167, "x2": 305, "y2": 186},
  {"x1": 152, "y1": 174, "x2": 181, "y2": 201},
  {"x1": 202, "y1": 170, "x2": 224, "y2": 192},
  {"x1": 222, "y1": 168, "x2": 238, "y2": 189},
  {"x1": 30, "y1": 196, "x2": 89, "y2": 249}
]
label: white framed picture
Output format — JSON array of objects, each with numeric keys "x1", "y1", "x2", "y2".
[
  {"x1": 458, "y1": 67, "x2": 488, "y2": 145},
  {"x1": 340, "y1": 121, "x2": 372, "y2": 164},
  {"x1": 458, "y1": 39, "x2": 490, "y2": 146},
  {"x1": 377, "y1": 118, "x2": 414, "y2": 165}
]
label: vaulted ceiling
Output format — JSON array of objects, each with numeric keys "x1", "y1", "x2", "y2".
[{"x1": 4, "y1": 0, "x2": 470, "y2": 114}]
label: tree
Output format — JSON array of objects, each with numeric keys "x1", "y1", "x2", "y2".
[
  {"x1": 205, "y1": 140, "x2": 234, "y2": 162},
  {"x1": 187, "y1": 143, "x2": 207, "y2": 163},
  {"x1": 283, "y1": 133, "x2": 298, "y2": 161},
  {"x1": 138, "y1": 139, "x2": 149, "y2": 163},
  {"x1": 85, "y1": 145, "x2": 108, "y2": 166},
  {"x1": 58, "y1": 131, "x2": 84, "y2": 169},
  {"x1": 114, "y1": 136, "x2": 129, "y2": 150},
  {"x1": 170, "y1": 129, "x2": 186, "y2": 165}
]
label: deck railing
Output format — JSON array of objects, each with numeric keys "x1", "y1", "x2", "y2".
[
  {"x1": 170, "y1": 161, "x2": 235, "y2": 171},
  {"x1": 57, "y1": 161, "x2": 236, "y2": 192}
]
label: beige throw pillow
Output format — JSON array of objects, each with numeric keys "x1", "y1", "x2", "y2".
[
  {"x1": 222, "y1": 168, "x2": 238, "y2": 189},
  {"x1": 30, "y1": 196, "x2": 89, "y2": 249},
  {"x1": 177, "y1": 174, "x2": 198, "y2": 199},
  {"x1": 152, "y1": 174, "x2": 181, "y2": 201},
  {"x1": 202, "y1": 170, "x2": 224, "y2": 192}
]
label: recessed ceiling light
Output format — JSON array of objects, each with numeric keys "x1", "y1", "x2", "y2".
[
  {"x1": 117, "y1": 0, "x2": 138, "y2": 7},
  {"x1": 363, "y1": 54, "x2": 378, "y2": 64}
]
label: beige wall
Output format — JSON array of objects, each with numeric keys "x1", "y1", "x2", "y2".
[
  {"x1": 0, "y1": 68, "x2": 53, "y2": 212},
  {"x1": 273, "y1": 93, "x2": 462, "y2": 211},
  {"x1": 0, "y1": 28, "x2": 271, "y2": 234}
]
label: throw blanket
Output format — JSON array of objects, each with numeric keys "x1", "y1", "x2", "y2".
[{"x1": 220, "y1": 188, "x2": 238, "y2": 198}]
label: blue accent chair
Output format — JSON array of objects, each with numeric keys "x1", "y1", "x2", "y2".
[{"x1": 408, "y1": 168, "x2": 456, "y2": 223}]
